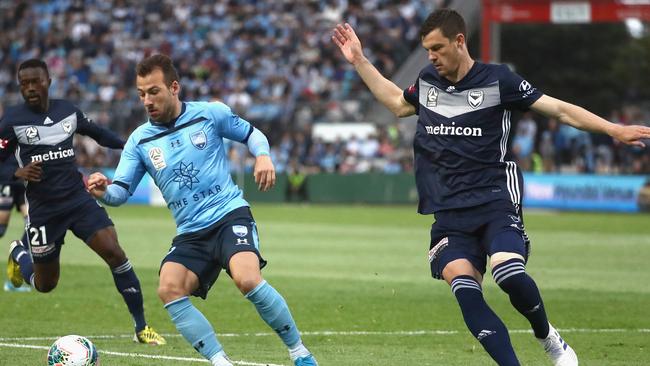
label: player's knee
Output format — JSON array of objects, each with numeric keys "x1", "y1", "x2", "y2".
[
  {"x1": 234, "y1": 275, "x2": 263, "y2": 295},
  {"x1": 491, "y1": 257, "x2": 527, "y2": 292},
  {"x1": 490, "y1": 252, "x2": 524, "y2": 269},
  {"x1": 101, "y1": 246, "x2": 127, "y2": 268},
  {"x1": 157, "y1": 281, "x2": 187, "y2": 303}
]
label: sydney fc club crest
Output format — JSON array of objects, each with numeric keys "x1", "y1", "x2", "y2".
[
  {"x1": 232, "y1": 225, "x2": 248, "y2": 237},
  {"x1": 190, "y1": 130, "x2": 207, "y2": 150},
  {"x1": 467, "y1": 90, "x2": 484, "y2": 108},
  {"x1": 426, "y1": 87, "x2": 438, "y2": 107},
  {"x1": 148, "y1": 147, "x2": 167, "y2": 170}
]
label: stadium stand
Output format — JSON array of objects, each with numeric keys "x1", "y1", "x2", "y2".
[{"x1": 1, "y1": 0, "x2": 647, "y2": 175}]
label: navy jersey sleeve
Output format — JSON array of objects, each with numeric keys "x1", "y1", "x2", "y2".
[
  {"x1": 497, "y1": 64, "x2": 543, "y2": 110},
  {"x1": 0, "y1": 118, "x2": 17, "y2": 162},
  {"x1": 403, "y1": 77, "x2": 420, "y2": 115},
  {"x1": 75, "y1": 108, "x2": 125, "y2": 149}
]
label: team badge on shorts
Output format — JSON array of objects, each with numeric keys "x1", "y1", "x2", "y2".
[
  {"x1": 190, "y1": 130, "x2": 207, "y2": 150},
  {"x1": 232, "y1": 225, "x2": 248, "y2": 237}
]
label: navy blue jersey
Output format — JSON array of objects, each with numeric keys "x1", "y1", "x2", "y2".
[
  {"x1": 0, "y1": 99, "x2": 124, "y2": 215},
  {"x1": 0, "y1": 154, "x2": 19, "y2": 184},
  {"x1": 403, "y1": 62, "x2": 543, "y2": 214}
]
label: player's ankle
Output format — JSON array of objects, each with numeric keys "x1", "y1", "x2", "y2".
[{"x1": 289, "y1": 341, "x2": 311, "y2": 360}]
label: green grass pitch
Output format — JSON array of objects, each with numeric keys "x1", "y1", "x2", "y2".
[{"x1": 1, "y1": 204, "x2": 649, "y2": 365}]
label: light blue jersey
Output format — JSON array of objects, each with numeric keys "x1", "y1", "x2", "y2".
[{"x1": 112, "y1": 101, "x2": 252, "y2": 234}]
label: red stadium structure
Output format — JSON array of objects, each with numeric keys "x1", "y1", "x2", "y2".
[{"x1": 481, "y1": 0, "x2": 650, "y2": 62}]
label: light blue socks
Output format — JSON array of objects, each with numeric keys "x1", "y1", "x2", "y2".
[
  {"x1": 165, "y1": 296, "x2": 223, "y2": 360},
  {"x1": 246, "y1": 280, "x2": 301, "y2": 348}
]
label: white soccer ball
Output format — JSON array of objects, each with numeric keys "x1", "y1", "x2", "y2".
[{"x1": 47, "y1": 335, "x2": 99, "y2": 366}]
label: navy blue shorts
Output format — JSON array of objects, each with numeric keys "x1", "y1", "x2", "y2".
[
  {"x1": 428, "y1": 200, "x2": 531, "y2": 280},
  {"x1": 0, "y1": 183, "x2": 25, "y2": 211},
  {"x1": 161, "y1": 206, "x2": 267, "y2": 299},
  {"x1": 26, "y1": 196, "x2": 113, "y2": 263}
]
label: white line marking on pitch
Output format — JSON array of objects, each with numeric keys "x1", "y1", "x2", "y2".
[
  {"x1": 0, "y1": 343, "x2": 283, "y2": 366},
  {"x1": 1, "y1": 327, "x2": 648, "y2": 342}
]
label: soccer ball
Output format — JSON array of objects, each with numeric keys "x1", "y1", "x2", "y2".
[{"x1": 47, "y1": 335, "x2": 99, "y2": 366}]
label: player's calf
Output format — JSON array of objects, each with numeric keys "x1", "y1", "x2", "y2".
[
  {"x1": 245, "y1": 280, "x2": 318, "y2": 365},
  {"x1": 492, "y1": 257, "x2": 549, "y2": 339},
  {"x1": 450, "y1": 275, "x2": 520, "y2": 366}
]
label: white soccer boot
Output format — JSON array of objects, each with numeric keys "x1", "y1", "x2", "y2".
[
  {"x1": 538, "y1": 323, "x2": 578, "y2": 366},
  {"x1": 210, "y1": 350, "x2": 233, "y2": 366}
]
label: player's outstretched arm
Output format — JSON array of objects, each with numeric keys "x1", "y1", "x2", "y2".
[
  {"x1": 76, "y1": 113, "x2": 125, "y2": 149},
  {"x1": 87, "y1": 172, "x2": 108, "y2": 198},
  {"x1": 531, "y1": 95, "x2": 650, "y2": 147},
  {"x1": 88, "y1": 172, "x2": 130, "y2": 206},
  {"x1": 332, "y1": 23, "x2": 415, "y2": 118},
  {"x1": 254, "y1": 155, "x2": 275, "y2": 192},
  {"x1": 246, "y1": 127, "x2": 276, "y2": 191}
]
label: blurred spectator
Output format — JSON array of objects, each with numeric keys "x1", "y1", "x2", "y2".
[
  {"x1": 512, "y1": 112, "x2": 537, "y2": 171},
  {"x1": 1, "y1": 1, "x2": 647, "y2": 175}
]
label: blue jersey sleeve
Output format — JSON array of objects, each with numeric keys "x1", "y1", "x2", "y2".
[
  {"x1": 208, "y1": 102, "x2": 253, "y2": 142},
  {"x1": 111, "y1": 133, "x2": 147, "y2": 194},
  {"x1": 498, "y1": 64, "x2": 543, "y2": 110}
]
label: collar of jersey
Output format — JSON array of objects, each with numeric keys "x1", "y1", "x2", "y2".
[{"x1": 149, "y1": 102, "x2": 186, "y2": 128}]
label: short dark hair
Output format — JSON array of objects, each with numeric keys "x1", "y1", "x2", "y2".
[
  {"x1": 18, "y1": 58, "x2": 50, "y2": 77},
  {"x1": 135, "y1": 54, "x2": 179, "y2": 87},
  {"x1": 419, "y1": 8, "x2": 467, "y2": 41}
]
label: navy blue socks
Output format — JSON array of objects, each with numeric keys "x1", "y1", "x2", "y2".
[
  {"x1": 493, "y1": 258, "x2": 549, "y2": 339},
  {"x1": 451, "y1": 275, "x2": 520, "y2": 366},
  {"x1": 111, "y1": 260, "x2": 147, "y2": 332}
]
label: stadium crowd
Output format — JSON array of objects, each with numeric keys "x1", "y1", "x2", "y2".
[{"x1": 1, "y1": 0, "x2": 648, "y2": 176}]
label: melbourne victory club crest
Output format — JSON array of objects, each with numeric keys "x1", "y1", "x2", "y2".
[
  {"x1": 148, "y1": 147, "x2": 167, "y2": 170},
  {"x1": 467, "y1": 90, "x2": 484, "y2": 108},
  {"x1": 62, "y1": 120, "x2": 73, "y2": 134},
  {"x1": 190, "y1": 130, "x2": 207, "y2": 150},
  {"x1": 25, "y1": 126, "x2": 40, "y2": 143},
  {"x1": 426, "y1": 86, "x2": 439, "y2": 107}
]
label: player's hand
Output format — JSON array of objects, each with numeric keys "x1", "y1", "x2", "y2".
[
  {"x1": 611, "y1": 124, "x2": 650, "y2": 148},
  {"x1": 15, "y1": 161, "x2": 43, "y2": 182},
  {"x1": 87, "y1": 172, "x2": 108, "y2": 198},
  {"x1": 332, "y1": 23, "x2": 365, "y2": 65},
  {"x1": 253, "y1": 155, "x2": 276, "y2": 192}
]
